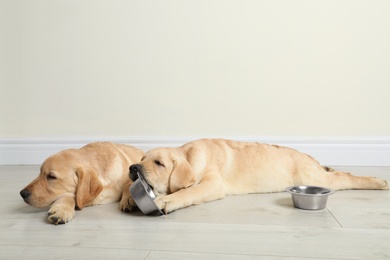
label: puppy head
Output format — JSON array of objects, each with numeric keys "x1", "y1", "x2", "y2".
[
  {"x1": 20, "y1": 149, "x2": 103, "y2": 209},
  {"x1": 132, "y1": 147, "x2": 195, "y2": 196}
]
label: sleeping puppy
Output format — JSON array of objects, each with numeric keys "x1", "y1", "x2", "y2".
[
  {"x1": 20, "y1": 142, "x2": 144, "y2": 224},
  {"x1": 129, "y1": 138, "x2": 389, "y2": 214}
]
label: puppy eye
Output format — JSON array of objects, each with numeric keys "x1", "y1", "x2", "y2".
[
  {"x1": 47, "y1": 173, "x2": 57, "y2": 180},
  {"x1": 154, "y1": 160, "x2": 165, "y2": 167}
]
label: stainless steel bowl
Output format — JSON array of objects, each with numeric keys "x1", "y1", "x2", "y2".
[
  {"x1": 130, "y1": 173, "x2": 163, "y2": 215},
  {"x1": 285, "y1": 185, "x2": 335, "y2": 210}
]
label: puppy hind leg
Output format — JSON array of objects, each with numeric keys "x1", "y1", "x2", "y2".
[{"x1": 325, "y1": 171, "x2": 389, "y2": 190}]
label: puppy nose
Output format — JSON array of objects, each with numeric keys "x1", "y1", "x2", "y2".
[
  {"x1": 129, "y1": 164, "x2": 142, "y2": 181},
  {"x1": 20, "y1": 189, "x2": 30, "y2": 199}
]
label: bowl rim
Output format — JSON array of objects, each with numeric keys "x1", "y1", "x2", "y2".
[
  {"x1": 137, "y1": 173, "x2": 157, "y2": 199},
  {"x1": 285, "y1": 185, "x2": 335, "y2": 197}
]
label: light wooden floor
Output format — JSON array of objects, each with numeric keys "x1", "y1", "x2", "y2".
[{"x1": 2, "y1": 165, "x2": 390, "y2": 259}]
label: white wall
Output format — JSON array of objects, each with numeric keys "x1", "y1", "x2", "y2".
[{"x1": 1, "y1": 0, "x2": 390, "y2": 139}]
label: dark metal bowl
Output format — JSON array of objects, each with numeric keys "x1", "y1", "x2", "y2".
[{"x1": 285, "y1": 185, "x2": 335, "y2": 210}]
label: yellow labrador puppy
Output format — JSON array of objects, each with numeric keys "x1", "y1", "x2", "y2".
[
  {"x1": 20, "y1": 142, "x2": 144, "y2": 224},
  {"x1": 129, "y1": 138, "x2": 389, "y2": 214}
]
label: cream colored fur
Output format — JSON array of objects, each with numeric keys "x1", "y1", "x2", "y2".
[{"x1": 20, "y1": 142, "x2": 144, "y2": 224}]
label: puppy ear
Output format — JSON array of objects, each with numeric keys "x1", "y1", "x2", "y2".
[
  {"x1": 75, "y1": 167, "x2": 103, "y2": 209},
  {"x1": 169, "y1": 159, "x2": 195, "y2": 193}
]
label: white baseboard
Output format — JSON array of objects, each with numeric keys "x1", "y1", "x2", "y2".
[{"x1": 1, "y1": 137, "x2": 390, "y2": 166}]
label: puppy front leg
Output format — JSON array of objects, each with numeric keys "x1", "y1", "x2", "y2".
[
  {"x1": 48, "y1": 196, "x2": 76, "y2": 225},
  {"x1": 155, "y1": 174, "x2": 225, "y2": 214}
]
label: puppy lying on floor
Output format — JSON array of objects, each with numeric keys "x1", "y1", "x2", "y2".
[
  {"x1": 20, "y1": 142, "x2": 144, "y2": 224},
  {"x1": 128, "y1": 138, "x2": 389, "y2": 214}
]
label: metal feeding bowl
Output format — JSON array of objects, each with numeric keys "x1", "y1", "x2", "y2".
[
  {"x1": 285, "y1": 185, "x2": 335, "y2": 210},
  {"x1": 130, "y1": 173, "x2": 163, "y2": 215}
]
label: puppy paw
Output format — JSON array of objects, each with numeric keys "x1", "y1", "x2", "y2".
[
  {"x1": 154, "y1": 195, "x2": 178, "y2": 214},
  {"x1": 47, "y1": 205, "x2": 75, "y2": 225},
  {"x1": 154, "y1": 196, "x2": 168, "y2": 213},
  {"x1": 120, "y1": 195, "x2": 138, "y2": 212},
  {"x1": 382, "y1": 180, "x2": 389, "y2": 190}
]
